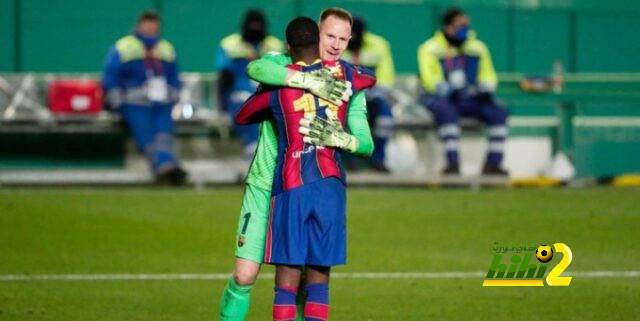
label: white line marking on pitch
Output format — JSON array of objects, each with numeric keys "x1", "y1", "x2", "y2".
[{"x1": 0, "y1": 271, "x2": 638, "y2": 282}]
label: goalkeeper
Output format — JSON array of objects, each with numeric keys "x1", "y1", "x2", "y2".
[{"x1": 219, "y1": 8, "x2": 374, "y2": 321}]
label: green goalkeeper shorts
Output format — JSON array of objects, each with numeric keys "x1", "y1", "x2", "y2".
[{"x1": 234, "y1": 184, "x2": 272, "y2": 264}]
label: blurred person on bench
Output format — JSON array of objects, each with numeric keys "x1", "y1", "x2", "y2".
[
  {"x1": 102, "y1": 11, "x2": 187, "y2": 185},
  {"x1": 216, "y1": 9, "x2": 284, "y2": 160},
  {"x1": 417, "y1": 7, "x2": 508, "y2": 176}
]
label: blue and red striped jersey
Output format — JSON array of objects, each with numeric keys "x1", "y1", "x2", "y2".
[{"x1": 235, "y1": 59, "x2": 376, "y2": 195}]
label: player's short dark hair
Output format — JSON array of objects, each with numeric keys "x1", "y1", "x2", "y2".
[
  {"x1": 441, "y1": 7, "x2": 465, "y2": 26},
  {"x1": 286, "y1": 16, "x2": 319, "y2": 49},
  {"x1": 319, "y1": 7, "x2": 353, "y2": 26},
  {"x1": 137, "y1": 10, "x2": 161, "y2": 24}
]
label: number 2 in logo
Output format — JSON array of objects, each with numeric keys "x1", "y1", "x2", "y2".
[{"x1": 546, "y1": 243, "x2": 573, "y2": 286}]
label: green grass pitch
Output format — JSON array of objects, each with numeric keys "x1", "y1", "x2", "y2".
[{"x1": 1, "y1": 187, "x2": 638, "y2": 320}]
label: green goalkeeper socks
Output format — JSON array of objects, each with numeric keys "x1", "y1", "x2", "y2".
[
  {"x1": 219, "y1": 276, "x2": 305, "y2": 321},
  {"x1": 295, "y1": 288, "x2": 305, "y2": 321},
  {"x1": 220, "y1": 277, "x2": 253, "y2": 321}
]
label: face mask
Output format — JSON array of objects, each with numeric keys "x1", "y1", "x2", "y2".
[
  {"x1": 136, "y1": 33, "x2": 159, "y2": 48},
  {"x1": 455, "y1": 26, "x2": 469, "y2": 43},
  {"x1": 242, "y1": 28, "x2": 266, "y2": 43}
]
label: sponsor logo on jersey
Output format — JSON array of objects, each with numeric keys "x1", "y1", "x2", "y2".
[{"x1": 291, "y1": 145, "x2": 325, "y2": 159}]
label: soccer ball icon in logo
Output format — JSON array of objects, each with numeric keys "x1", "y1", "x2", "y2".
[{"x1": 536, "y1": 244, "x2": 554, "y2": 263}]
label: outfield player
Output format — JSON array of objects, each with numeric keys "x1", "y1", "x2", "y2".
[
  {"x1": 235, "y1": 17, "x2": 376, "y2": 321},
  {"x1": 219, "y1": 8, "x2": 373, "y2": 321}
]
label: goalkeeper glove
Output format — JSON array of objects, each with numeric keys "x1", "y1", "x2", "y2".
[
  {"x1": 298, "y1": 108, "x2": 358, "y2": 153},
  {"x1": 287, "y1": 68, "x2": 353, "y2": 106}
]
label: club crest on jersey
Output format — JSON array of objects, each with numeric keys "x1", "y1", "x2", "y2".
[{"x1": 237, "y1": 235, "x2": 246, "y2": 247}]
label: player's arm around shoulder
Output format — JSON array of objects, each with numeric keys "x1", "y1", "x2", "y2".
[
  {"x1": 235, "y1": 91, "x2": 272, "y2": 125},
  {"x1": 344, "y1": 60, "x2": 377, "y2": 91},
  {"x1": 248, "y1": 54, "x2": 352, "y2": 105},
  {"x1": 246, "y1": 52, "x2": 291, "y2": 86},
  {"x1": 341, "y1": 61, "x2": 375, "y2": 156}
]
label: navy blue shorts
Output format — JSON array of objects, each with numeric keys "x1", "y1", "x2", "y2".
[{"x1": 264, "y1": 177, "x2": 346, "y2": 267}]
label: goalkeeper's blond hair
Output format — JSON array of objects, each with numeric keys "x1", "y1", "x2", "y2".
[{"x1": 319, "y1": 7, "x2": 353, "y2": 26}]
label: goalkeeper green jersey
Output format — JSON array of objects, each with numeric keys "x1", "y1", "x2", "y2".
[{"x1": 245, "y1": 120, "x2": 279, "y2": 190}]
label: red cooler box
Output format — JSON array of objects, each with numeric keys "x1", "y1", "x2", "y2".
[{"x1": 48, "y1": 80, "x2": 103, "y2": 114}]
